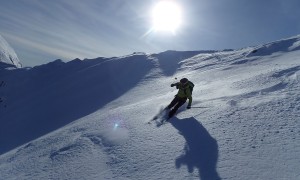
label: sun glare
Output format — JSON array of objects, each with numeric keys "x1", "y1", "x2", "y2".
[{"x1": 152, "y1": 1, "x2": 182, "y2": 33}]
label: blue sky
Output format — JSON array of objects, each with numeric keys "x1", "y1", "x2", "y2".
[{"x1": 0, "y1": 0, "x2": 300, "y2": 66}]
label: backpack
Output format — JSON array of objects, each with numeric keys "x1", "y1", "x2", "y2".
[{"x1": 188, "y1": 81, "x2": 194, "y2": 94}]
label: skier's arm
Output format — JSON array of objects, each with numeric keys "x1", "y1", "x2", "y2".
[
  {"x1": 171, "y1": 82, "x2": 180, "y2": 89},
  {"x1": 187, "y1": 90, "x2": 192, "y2": 108}
]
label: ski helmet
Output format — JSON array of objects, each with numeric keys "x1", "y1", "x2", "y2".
[{"x1": 180, "y1": 78, "x2": 188, "y2": 84}]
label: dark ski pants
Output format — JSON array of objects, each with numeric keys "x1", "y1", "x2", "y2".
[{"x1": 166, "y1": 96, "x2": 187, "y2": 117}]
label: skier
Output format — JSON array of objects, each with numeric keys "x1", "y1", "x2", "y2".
[{"x1": 166, "y1": 78, "x2": 194, "y2": 118}]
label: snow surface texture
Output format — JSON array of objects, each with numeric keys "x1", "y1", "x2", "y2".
[
  {"x1": 1, "y1": 35, "x2": 300, "y2": 180},
  {"x1": 0, "y1": 34, "x2": 22, "y2": 68}
]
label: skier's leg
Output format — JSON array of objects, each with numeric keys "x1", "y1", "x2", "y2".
[
  {"x1": 174, "y1": 99, "x2": 187, "y2": 110},
  {"x1": 168, "y1": 109, "x2": 177, "y2": 118},
  {"x1": 168, "y1": 98, "x2": 187, "y2": 118},
  {"x1": 166, "y1": 96, "x2": 179, "y2": 109}
]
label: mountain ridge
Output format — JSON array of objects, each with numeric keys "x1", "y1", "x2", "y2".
[{"x1": 0, "y1": 34, "x2": 22, "y2": 68}]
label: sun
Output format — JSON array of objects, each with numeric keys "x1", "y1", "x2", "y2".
[{"x1": 152, "y1": 1, "x2": 182, "y2": 33}]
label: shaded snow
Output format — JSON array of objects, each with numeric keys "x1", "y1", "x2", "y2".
[{"x1": 0, "y1": 35, "x2": 300, "y2": 180}]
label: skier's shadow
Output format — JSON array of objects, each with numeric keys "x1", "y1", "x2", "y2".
[{"x1": 170, "y1": 117, "x2": 220, "y2": 180}]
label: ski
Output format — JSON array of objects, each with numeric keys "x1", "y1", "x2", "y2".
[{"x1": 147, "y1": 108, "x2": 170, "y2": 125}]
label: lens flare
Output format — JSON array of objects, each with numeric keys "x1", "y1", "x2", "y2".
[{"x1": 114, "y1": 123, "x2": 119, "y2": 130}]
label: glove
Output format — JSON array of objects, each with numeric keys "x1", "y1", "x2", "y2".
[
  {"x1": 187, "y1": 105, "x2": 191, "y2": 109},
  {"x1": 171, "y1": 84, "x2": 175, "y2": 87}
]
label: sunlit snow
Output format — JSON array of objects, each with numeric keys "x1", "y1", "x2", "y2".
[{"x1": 1, "y1": 35, "x2": 300, "y2": 180}]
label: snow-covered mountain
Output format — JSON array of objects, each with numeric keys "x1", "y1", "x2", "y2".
[
  {"x1": 0, "y1": 34, "x2": 22, "y2": 68},
  {"x1": 0, "y1": 35, "x2": 300, "y2": 180}
]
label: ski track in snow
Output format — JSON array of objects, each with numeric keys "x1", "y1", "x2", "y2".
[{"x1": 1, "y1": 35, "x2": 300, "y2": 180}]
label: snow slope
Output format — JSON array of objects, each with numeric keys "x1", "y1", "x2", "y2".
[
  {"x1": 0, "y1": 35, "x2": 300, "y2": 180},
  {"x1": 0, "y1": 34, "x2": 22, "y2": 68}
]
